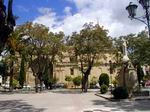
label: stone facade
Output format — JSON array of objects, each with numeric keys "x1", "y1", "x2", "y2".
[{"x1": 25, "y1": 53, "x2": 116, "y2": 86}]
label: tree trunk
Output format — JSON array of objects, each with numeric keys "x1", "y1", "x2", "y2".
[
  {"x1": 82, "y1": 74, "x2": 89, "y2": 92},
  {"x1": 39, "y1": 72, "x2": 43, "y2": 92},
  {"x1": 81, "y1": 64, "x2": 92, "y2": 92},
  {"x1": 40, "y1": 80, "x2": 43, "y2": 92},
  {"x1": 35, "y1": 74, "x2": 38, "y2": 93},
  {"x1": 9, "y1": 60, "x2": 14, "y2": 92},
  {"x1": 49, "y1": 62, "x2": 53, "y2": 79},
  {"x1": 81, "y1": 73, "x2": 84, "y2": 92}
]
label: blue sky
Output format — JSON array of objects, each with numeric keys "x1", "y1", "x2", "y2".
[
  {"x1": 11, "y1": 0, "x2": 77, "y2": 24},
  {"x1": 4, "y1": 0, "x2": 146, "y2": 37}
]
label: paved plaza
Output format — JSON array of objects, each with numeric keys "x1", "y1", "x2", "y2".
[{"x1": 0, "y1": 89, "x2": 150, "y2": 112}]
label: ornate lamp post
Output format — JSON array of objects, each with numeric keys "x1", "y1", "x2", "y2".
[{"x1": 126, "y1": 0, "x2": 150, "y2": 38}]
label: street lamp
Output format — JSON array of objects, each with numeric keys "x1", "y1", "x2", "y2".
[{"x1": 126, "y1": 1, "x2": 150, "y2": 38}]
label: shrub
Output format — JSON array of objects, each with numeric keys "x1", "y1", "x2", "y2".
[
  {"x1": 65, "y1": 76, "x2": 72, "y2": 82},
  {"x1": 99, "y1": 73, "x2": 109, "y2": 87},
  {"x1": 13, "y1": 79, "x2": 19, "y2": 89},
  {"x1": 90, "y1": 76, "x2": 98, "y2": 88},
  {"x1": 100, "y1": 84, "x2": 108, "y2": 94},
  {"x1": 73, "y1": 76, "x2": 82, "y2": 87},
  {"x1": 112, "y1": 86, "x2": 129, "y2": 99},
  {"x1": 48, "y1": 77, "x2": 58, "y2": 84},
  {"x1": 112, "y1": 79, "x2": 117, "y2": 88}
]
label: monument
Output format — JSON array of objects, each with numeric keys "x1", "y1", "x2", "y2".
[{"x1": 117, "y1": 39, "x2": 137, "y2": 93}]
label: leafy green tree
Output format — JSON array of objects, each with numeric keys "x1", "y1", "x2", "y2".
[
  {"x1": 4, "y1": 23, "x2": 29, "y2": 91},
  {"x1": 17, "y1": 22, "x2": 65, "y2": 92},
  {"x1": 136, "y1": 63, "x2": 144, "y2": 89},
  {"x1": 113, "y1": 37, "x2": 124, "y2": 66},
  {"x1": 68, "y1": 23, "x2": 112, "y2": 92},
  {"x1": 115, "y1": 31, "x2": 150, "y2": 65},
  {"x1": 130, "y1": 31, "x2": 150, "y2": 65},
  {"x1": 5, "y1": 30, "x2": 20, "y2": 92},
  {"x1": 18, "y1": 54, "x2": 26, "y2": 88}
]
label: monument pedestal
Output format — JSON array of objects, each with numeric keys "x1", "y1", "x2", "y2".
[{"x1": 117, "y1": 61, "x2": 138, "y2": 94}]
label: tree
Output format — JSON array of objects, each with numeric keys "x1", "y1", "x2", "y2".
[
  {"x1": 4, "y1": 23, "x2": 29, "y2": 91},
  {"x1": 0, "y1": 0, "x2": 15, "y2": 54},
  {"x1": 136, "y1": 63, "x2": 144, "y2": 89},
  {"x1": 68, "y1": 23, "x2": 112, "y2": 92},
  {"x1": 16, "y1": 22, "x2": 65, "y2": 92},
  {"x1": 18, "y1": 54, "x2": 26, "y2": 88},
  {"x1": 5, "y1": 30, "x2": 19, "y2": 92},
  {"x1": 129, "y1": 31, "x2": 150, "y2": 65},
  {"x1": 4, "y1": 50, "x2": 17, "y2": 92},
  {"x1": 115, "y1": 31, "x2": 150, "y2": 65}
]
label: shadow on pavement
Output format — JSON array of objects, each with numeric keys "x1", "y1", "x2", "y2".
[
  {"x1": 92, "y1": 99, "x2": 150, "y2": 111},
  {"x1": 0, "y1": 91, "x2": 36, "y2": 95},
  {"x1": 51, "y1": 89, "x2": 83, "y2": 94},
  {"x1": 51, "y1": 89, "x2": 99, "y2": 95},
  {"x1": 0, "y1": 100, "x2": 46, "y2": 112}
]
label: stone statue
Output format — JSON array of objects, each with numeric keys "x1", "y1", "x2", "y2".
[
  {"x1": 0, "y1": 0, "x2": 15, "y2": 54},
  {"x1": 122, "y1": 38, "x2": 129, "y2": 63},
  {"x1": 122, "y1": 38, "x2": 127, "y2": 56}
]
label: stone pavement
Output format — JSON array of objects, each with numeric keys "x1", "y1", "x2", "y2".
[
  {"x1": 95, "y1": 91, "x2": 150, "y2": 101},
  {"x1": 0, "y1": 89, "x2": 150, "y2": 112}
]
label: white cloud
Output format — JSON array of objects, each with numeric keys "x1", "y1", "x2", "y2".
[
  {"x1": 33, "y1": 0, "x2": 146, "y2": 38},
  {"x1": 64, "y1": 6, "x2": 72, "y2": 16},
  {"x1": 38, "y1": 8, "x2": 52, "y2": 15},
  {"x1": 33, "y1": 7, "x2": 63, "y2": 33}
]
